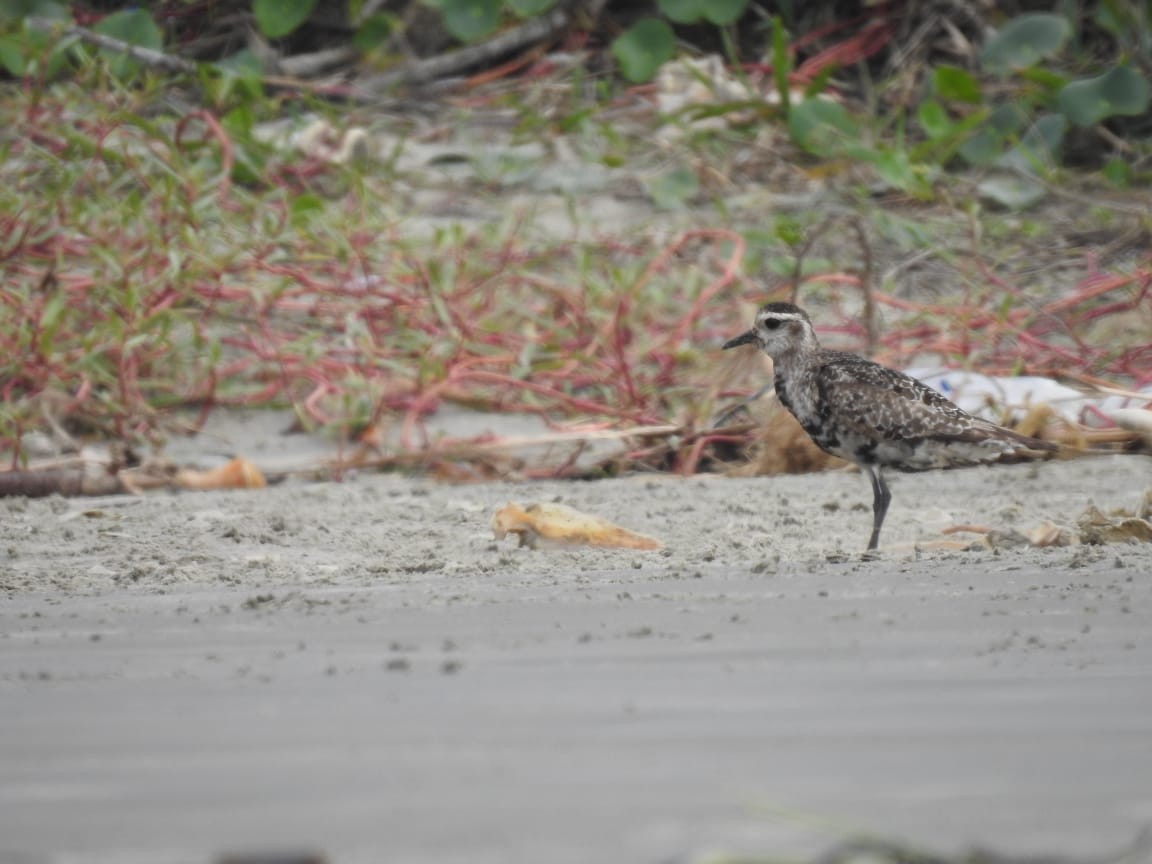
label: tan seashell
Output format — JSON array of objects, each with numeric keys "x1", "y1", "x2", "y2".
[{"x1": 492, "y1": 502, "x2": 661, "y2": 550}]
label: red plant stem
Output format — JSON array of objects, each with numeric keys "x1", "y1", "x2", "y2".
[
  {"x1": 460, "y1": 370, "x2": 663, "y2": 424},
  {"x1": 794, "y1": 19, "x2": 895, "y2": 80},
  {"x1": 678, "y1": 433, "x2": 749, "y2": 475},
  {"x1": 672, "y1": 435, "x2": 709, "y2": 476},
  {"x1": 173, "y1": 110, "x2": 234, "y2": 201},
  {"x1": 803, "y1": 272, "x2": 861, "y2": 289},
  {"x1": 611, "y1": 296, "x2": 640, "y2": 408},
  {"x1": 1045, "y1": 272, "x2": 1142, "y2": 313},
  {"x1": 664, "y1": 229, "x2": 746, "y2": 348},
  {"x1": 303, "y1": 380, "x2": 334, "y2": 426},
  {"x1": 399, "y1": 382, "x2": 448, "y2": 451}
]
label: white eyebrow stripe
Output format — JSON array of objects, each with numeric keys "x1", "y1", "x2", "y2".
[{"x1": 758, "y1": 312, "x2": 806, "y2": 323}]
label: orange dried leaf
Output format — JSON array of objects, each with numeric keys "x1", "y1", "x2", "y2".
[
  {"x1": 492, "y1": 501, "x2": 661, "y2": 551},
  {"x1": 175, "y1": 458, "x2": 266, "y2": 491}
]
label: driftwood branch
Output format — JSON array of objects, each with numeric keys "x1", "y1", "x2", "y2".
[
  {"x1": 28, "y1": 3, "x2": 605, "y2": 101},
  {"x1": 351, "y1": 0, "x2": 599, "y2": 95},
  {"x1": 26, "y1": 16, "x2": 368, "y2": 102},
  {"x1": 26, "y1": 16, "x2": 196, "y2": 74}
]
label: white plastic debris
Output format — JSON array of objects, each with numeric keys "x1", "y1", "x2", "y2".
[
  {"x1": 655, "y1": 55, "x2": 757, "y2": 122},
  {"x1": 653, "y1": 55, "x2": 822, "y2": 141},
  {"x1": 905, "y1": 367, "x2": 1152, "y2": 427},
  {"x1": 254, "y1": 116, "x2": 369, "y2": 165}
]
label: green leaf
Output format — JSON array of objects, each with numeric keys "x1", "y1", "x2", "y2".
[
  {"x1": 773, "y1": 215, "x2": 805, "y2": 247},
  {"x1": 1058, "y1": 66, "x2": 1151, "y2": 127},
  {"x1": 215, "y1": 48, "x2": 263, "y2": 76},
  {"x1": 787, "y1": 97, "x2": 855, "y2": 156},
  {"x1": 0, "y1": 35, "x2": 24, "y2": 75},
  {"x1": 646, "y1": 167, "x2": 698, "y2": 209},
  {"x1": 908, "y1": 106, "x2": 988, "y2": 163},
  {"x1": 505, "y1": 0, "x2": 555, "y2": 16},
  {"x1": 221, "y1": 103, "x2": 257, "y2": 140},
  {"x1": 9, "y1": 21, "x2": 76, "y2": 79},
  {"x1": 0, "y1": 0, "x2": 68, "y2": 22},
  {"x1": 932, "y1": 65, "x2": 981, "y2": 104},
  {"x1": 958, "y1": 129, "x2": 998, "y2": 166},
  {"x1": 210, "y1": 49, "x2": 264, "y2": 102},
  {"x1": 980, "y1": 13, "x2": 1071, "y2": 74},
  {"x1": 1018, "y1": 66, "x2": 1067, "y2": 91},
  {"x1": 437, "y1": 0, "x2": 501, "y2": 41},
  {"x1": 92, "y1": 9, "x2": 162, "y2": 50},
  {"x1": 987, "y1": 102, "x2": 1029, "y2": 135},
  {"x1": 290, "y1": 193, "x2": 325, "y2": 225},
  {"x1": 353, "y1": 12, "x2": 394, "y2": 51},
  {"x1": 1093, "y1": 4, "x2": 1127, "y2": 39},
  {"x1": 658, "y1": 0, "x2": 703, "y2": 23},
  {"x1": 37, "y1": 291, "x2": 66, "y2": 356},
  {"x1": 917, "y1": 100, "x2": 952, "y2": 139},
  {"x1": 611, "y1": 18, "x2": 674, "y2": 84},
  {"x1": 1022, "y1": 112, "x2": 1067, "y2": 156},
  {"x1": 996, "y1": 113, "x2": 1066, "y2": 175},
  {"x1": 977, "y1": 173, "x2": 1047, "y2": 210},
  {"x1": 92, "y1": 9, "x2": 163, "y2": 78},
  {"x1": 867, "y1": 149, "x2": 934, "y2": 198},
  {"x1": 803, "y1": 62, "x2": 836, "y2": 99},
  {"x1": 958, "y1": 103, "x2": 1027, "y2": 166},
  {"x1": 253, "y1": 0, "x2": 316, "y2": 39},
  {"x1": 1102, "y1": 157, "x2": 1129, "y2": 188},
  {"x1": 702, "y1": 0, "x2": 748, "y2": 26},
  {"x1": 0, "y1": 3, "x2": 70, "y2": 77}
]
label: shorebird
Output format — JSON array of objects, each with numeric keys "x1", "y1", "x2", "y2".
[{"x1": 723, "y1": 302, "x2": 1057, "y2": 551}]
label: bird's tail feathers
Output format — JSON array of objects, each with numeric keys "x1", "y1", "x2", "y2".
[{"x1": 939, "y1": 421, "x2": 1059, "y2": 463}]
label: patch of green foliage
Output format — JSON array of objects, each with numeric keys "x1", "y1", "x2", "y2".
[
  {"x1": 0, "y1": 2, "x2": 1148, "y2": 465},
  {"x1": 0, "y1": 62, "x2": 743, "y2": 462},
  {"x1": 613, "y1": 0, "x2": 751, "y2": 83},
  {"x1": 784, "y1": 8, "x2": 1152, "y2": 203}
]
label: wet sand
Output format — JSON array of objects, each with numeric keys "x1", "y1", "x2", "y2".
[{"x1": 2, "y1": 455, "x2": 1151, "y2": 864}]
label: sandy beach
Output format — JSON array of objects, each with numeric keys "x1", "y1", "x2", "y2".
[{"x1": 2, "y1": 452, "x2": 1150, "y2": 864}]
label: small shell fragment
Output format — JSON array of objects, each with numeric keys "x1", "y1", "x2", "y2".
[
  {"x1": 1076, "y1": 503, "x2": 1152, "y2": 545},
  {"x1": 1027, "y1": 521, "x2": 1076, "y2": 547},
  {"x1": 492, "y1": 502, "x2": 662, "y2": 551}
]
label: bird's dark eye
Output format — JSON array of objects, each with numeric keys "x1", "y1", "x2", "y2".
[{"x1": 763, "y1": 319, "x2": 781, "y2": 330}]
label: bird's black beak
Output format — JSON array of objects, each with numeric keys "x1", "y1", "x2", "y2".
[{"x1": 722, "y1": 329, "x2": 757, "y2": 350}]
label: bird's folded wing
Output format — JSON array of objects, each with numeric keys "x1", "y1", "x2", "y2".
[{"x1": 816, "y1": 359, "x2": 988, "y2": 443}]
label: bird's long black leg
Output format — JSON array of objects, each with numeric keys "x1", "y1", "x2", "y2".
[{"x1": 865, "y1": 465, "x2": 891, "y2": 551}]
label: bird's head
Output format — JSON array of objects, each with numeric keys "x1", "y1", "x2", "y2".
[{"x1": 722, "y1": 302, "x2": 815, "y2": 359}]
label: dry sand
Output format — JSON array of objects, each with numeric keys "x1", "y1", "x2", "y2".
[{"x1": 2, "y1": 453, "x2": 1151, "y2": 864}]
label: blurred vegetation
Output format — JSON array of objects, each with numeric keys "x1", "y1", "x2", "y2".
[
  {"x1": 0, "y1": 1, "x2": 1149, "y2": 470},
  {"x1": 2, "y1": 2, "x2": 1150, "y2": 186}
]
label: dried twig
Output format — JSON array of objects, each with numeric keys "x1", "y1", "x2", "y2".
[
  {"x1": 278, "y1": 45, "x2": 359, "y2": 78},
  {"x1": 0, "y1": 467, "x2": 125, "y2": 498},
  {"x1": 334, "y1": 424, "x2": 682, "y2": 474}
]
